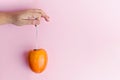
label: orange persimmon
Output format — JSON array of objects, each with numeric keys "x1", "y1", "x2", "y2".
[{"x1": 28, "y1": 49, "x2": 48, "y2": 73}]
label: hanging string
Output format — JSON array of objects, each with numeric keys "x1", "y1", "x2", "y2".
[{"x1": 35, "y1": 24, "x2": 39, "y2": 49}]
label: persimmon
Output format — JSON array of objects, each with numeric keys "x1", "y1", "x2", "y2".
[{"x1": 28, "y1": 49, "x2": 48, "y2": 73}]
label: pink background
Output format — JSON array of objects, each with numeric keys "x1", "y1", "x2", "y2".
[{"x1": 0, "y1": 0, "x2": 120, "y2": 80}]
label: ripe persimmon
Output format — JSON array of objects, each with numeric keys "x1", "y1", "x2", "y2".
[{"x1": 28, "y1": 49, "x2": 48, "y2": 73}]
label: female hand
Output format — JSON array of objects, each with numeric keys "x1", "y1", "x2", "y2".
[{"x1": 11, "y1": 9, "x2": 49, "y2": 26}]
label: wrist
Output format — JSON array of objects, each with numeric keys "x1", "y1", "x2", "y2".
[
  {"x1": 0, "y1": 12, "x2": 13, "y2": 25},
  {"x1": 5, "y1": 12, "x2": 14, "y2": 24}
]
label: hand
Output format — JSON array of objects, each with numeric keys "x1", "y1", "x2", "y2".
[{"x1": 11, "y1": 9, "x2": 49, "y2": 26}]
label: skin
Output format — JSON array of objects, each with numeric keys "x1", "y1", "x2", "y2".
[{"x1": 0, "y1": 9, "x2": 49, "y2": 26}]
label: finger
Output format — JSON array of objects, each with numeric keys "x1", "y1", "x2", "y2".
[
  {"x1": 21, "y1": 19, "x2": 34, "y2": 25},
  {"x1": 21, "y1": 19, "x2": 40, "y2": 25},
  {"x1": 31, "y1": 12, "x2": 49, "y2": 22},
  {"x1": 32, "y1": 19, "x2": 40, "y2": 25},
  {"x1": 28, "y1": 9, "x2": 50, "y2": 21},
  {"x1": 42, "y1": 15, "x2": 50, "y2": 22},
  {"x1": 28, "y1": 9, "x2": 44, "y2": 13}
]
